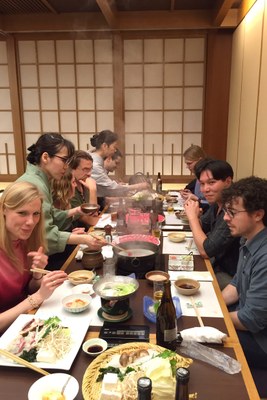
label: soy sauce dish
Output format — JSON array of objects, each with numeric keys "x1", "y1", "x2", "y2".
[{"x1": 82, "y1": 338, "x2": 108, "y2": 357}]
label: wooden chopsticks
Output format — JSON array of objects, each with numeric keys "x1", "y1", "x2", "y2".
[
  {"x1": 89, "y1": 232, "x2": 126, "y2": 253},
  {"x1": 190, "y1": 296, "x2": 204, "y2": 327},
  {"x1": 30, "y1": 268, "x2": 50, "y2": 275},
  {"x1": 0, "y1": 348, "x2": 49, "y2": 376}
]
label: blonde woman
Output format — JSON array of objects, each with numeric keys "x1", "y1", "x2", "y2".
[{"x1": 0, "y1": 182, "x2": 67, "y2": 332}]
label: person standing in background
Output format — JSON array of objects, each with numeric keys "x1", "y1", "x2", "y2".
[
  {"x1": 90, "y1": 130, "x2": 150, "y2": 207},
  {"x1": 0, "y1": 182, "x2": 67, "y2": 332}
]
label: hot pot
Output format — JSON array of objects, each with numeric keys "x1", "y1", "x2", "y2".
[
  {"x1": 113, "y1": 235, "x2": 160, "y2": 278},
  {"x1": 93, "y1": 275, "x2": 139, "y2": 319}
]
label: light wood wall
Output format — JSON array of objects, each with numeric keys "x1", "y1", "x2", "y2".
[{"x1": 227, "y1": 0, "x2": 267, "y2": 179}]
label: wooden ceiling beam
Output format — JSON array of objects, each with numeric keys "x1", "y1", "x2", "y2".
[
  {"x1": 1, "y1": 13, "x2": 109, "y2": 33},
  {"x1": 0, "y1": 9, "x2": 241, "y2": 33},
  {"x1": 96, "y1": 0, "x2": 118, "y2": 29},
  {"x1": 212, "y1": 0, "x2": 236, "y2": 27},
  {"x1": 115, "y1": 10, "x2": 237, "y2": 30}
]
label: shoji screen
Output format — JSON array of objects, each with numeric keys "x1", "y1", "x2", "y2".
[
  {"x1": 0, "y1": 41, "x2": 16, "y2": 175},
  {"x1": 18, "y1": 38, "x2": 114, "y2": 152},
  {"x1": 123, "y1": 37, "x2": 205, "y2": 177}
]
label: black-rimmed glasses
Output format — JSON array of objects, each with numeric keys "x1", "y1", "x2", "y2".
[
  {"x1": 223, "y1": 208, "x2": 247, "y2": 218},
  {"x1": 54, "y1": 155, "x2": 69, "y2": 164}
]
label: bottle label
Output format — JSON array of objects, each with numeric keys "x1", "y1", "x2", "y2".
[{"x1": 164, "y1": 328, "x2": 177, "y2": 342}]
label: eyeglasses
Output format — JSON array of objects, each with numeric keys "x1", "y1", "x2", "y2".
[
  {"x1": 223, "y1": 208, "x2": 247, "y2": 218},
  {"x1": 54, "y1": 155, "x2": 69, "y2": 164}
]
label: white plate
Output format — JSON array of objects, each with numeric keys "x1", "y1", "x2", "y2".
[
  {"x1": 0, "y1": 314, "x2": 90, "y2": 370},
  {"x1": 28, "y1": 373, "x2": 79, "y2": 400},
  {"x1": 71, "y1": 284, "x2": 94, "y2": 296}
]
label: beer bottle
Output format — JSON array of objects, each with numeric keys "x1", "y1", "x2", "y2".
[
  {"x1": 156, "y1": 172, "x2": 162, "y2": 193},
  {"x1": 175, "y1": 367, "x2": 190, "y2": 400},
  {"x1": 137, "y1": 377, "x2": 152, "y2": 400},
  {"x1": 156, "y1": 280, "x2": 177, "y2": 350}
]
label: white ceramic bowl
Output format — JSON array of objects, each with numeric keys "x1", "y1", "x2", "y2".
[
  {"x1": 71, "y1": 283, "x2": 94, "y2": 296},
  {"x1": 62, "y1": 294, "x2": 91, "y2": 313},
  {"x1": 168, "y1": 232, "x2": 186, "y2": 243},
  {"x1": 82, "y1": 338, "x2": 108, "y2": 357},
  {"x1": 28, "y1": 373, "x2": 79, "y2": 400}
]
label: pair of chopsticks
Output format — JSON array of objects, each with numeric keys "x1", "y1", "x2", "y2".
[
  {"x1": 30, "y1": 268, "x2": 87, "y2": 282},
  {"x1": 190, "y1": 296, "x2": 204, "y2": 327},
  {"x1": 90, "y1": 232, "x2": 126, "y2": 253},
  {"x1": 0, "y1": 348, "x2": 49, "y2": 376}
]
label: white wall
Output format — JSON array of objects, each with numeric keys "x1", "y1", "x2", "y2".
[{"x1": 227, "y1": 0, "x2": 267, "y2": 179}]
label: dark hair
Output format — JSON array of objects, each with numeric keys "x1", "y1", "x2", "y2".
[
  {"x1": 27, "y1": 133, "x2": 75, "y2": 165},
  {"x1": 112, "y1": 149, "x2": 123, "y2": 160},
  {"x1": 68, "y1": 150, "x2": 93, "y2": 169},
  {"x1": 90, "y1": 130, "x2": 118, "y2": 149},
  {"x1": 222, "y1": 176, "x2": 267, "y2": 226},
  {"x1": 195, "y1": 158, "x2": 234, "y2": 181}
]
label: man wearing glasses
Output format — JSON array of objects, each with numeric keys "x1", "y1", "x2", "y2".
[
  {"x1": 184, "y1": 158, "x2": 241, "y2": 289},
  {"x1": 222, "y1": 176, "x2": 267, "y2": 370},
  {"x1": 69, "y1": 150, "x2": 99, "y2": 229}
]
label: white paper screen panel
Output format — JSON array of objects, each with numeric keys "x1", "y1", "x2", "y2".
[
  {"x1": 18, "y1": 38, "x2": 114, "y2": 152},
  {"x1": 0, "y1": 41, "x2": 16, "y2": 175},
  {"x1": 124, "y1": 37, "x2": 205, "y2": 176}
]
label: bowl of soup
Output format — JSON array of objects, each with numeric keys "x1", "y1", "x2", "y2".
[{"x1": 174, "y1": 278, "x2": 200, "y2": 295}]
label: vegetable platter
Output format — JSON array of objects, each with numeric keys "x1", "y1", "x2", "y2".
[
  {"x1": 82, "y1": 342, "x2": 192, "y2": 400},
  {"x1": 0, "y1": 314, "x2": 90, "y2": 370}
]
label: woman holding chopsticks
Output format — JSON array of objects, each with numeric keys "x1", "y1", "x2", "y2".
[{"x1": 0, "y1": 181, "x2": 67, "y2": 333}]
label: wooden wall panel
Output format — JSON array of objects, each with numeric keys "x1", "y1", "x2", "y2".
[
  {"x1": 236, "y1": 0, "x2": 263, "y2": 179},
  {"x1": 203, "y1": 30, "x2": 233, "y2": 160}
]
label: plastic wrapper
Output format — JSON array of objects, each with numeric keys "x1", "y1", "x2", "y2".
[{"x1": 179, "y1": 340, "x2": 241, "y2": 374}]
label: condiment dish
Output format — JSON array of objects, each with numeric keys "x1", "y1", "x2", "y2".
[
  {"x1": 71, "y1": 283, "x2": 94, "y2": 296},
  {"x1": 62, "y1": 294, "x2": 91, "y2": 313},
  {"x1": 145, "y1": 270, "x2": 170, "y2": 285},
  {"x1": 174, "y1": 278, "x2": 200, "y2": 295},
  {"x1": 68, "y1": 270, "x2": 95, "y2": 285},
  {"x1": 82, "y1": 338, "x2": 108, "y2": 357},
  {"x1": 168, "y1": 232, "x2": 186, "y2": 243},
  {"x1": 28, "y1": 373, "x2": 79, "y2": 400}
]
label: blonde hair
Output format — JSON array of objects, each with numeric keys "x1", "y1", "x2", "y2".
[
  {"x1": 51, "y1": 169, "x2": 74, "y2": 210},
  {"x1": 183, "y1": 145, "x2": 206, "y2": 161},
  {"x1": 0, "y1": 181, "x2": 46, "y2": 272}
]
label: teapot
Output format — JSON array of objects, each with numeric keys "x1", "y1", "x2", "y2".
[{"x1": 82, "y1": 248, "x2": 103, "y2": 270}]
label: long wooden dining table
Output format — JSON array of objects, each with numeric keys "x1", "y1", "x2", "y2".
[{"x1": 0, "y1": 217, "x2": 261, "y2": 400}]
